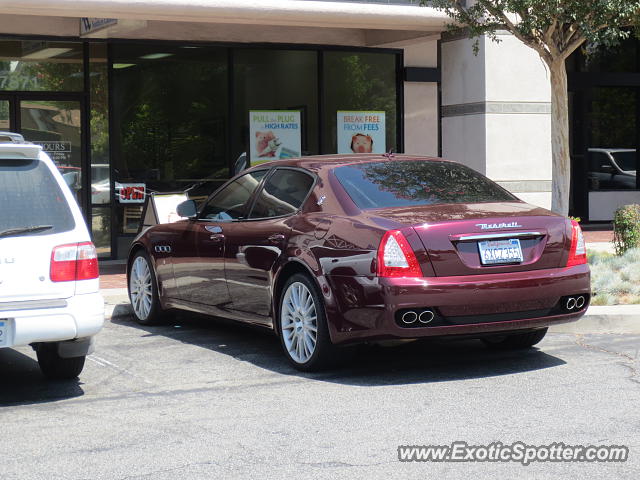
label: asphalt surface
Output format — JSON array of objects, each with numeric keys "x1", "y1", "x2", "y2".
[{"x1": 1, "y1": 308, "x2": 639, "y2": 479}]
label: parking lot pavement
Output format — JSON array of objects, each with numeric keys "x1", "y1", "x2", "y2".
[{"x1": 1, "y1": 312, "x2": 639, "y2": 480}]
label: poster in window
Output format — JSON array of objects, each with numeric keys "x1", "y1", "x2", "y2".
[
  {"x1": 337, "y1": 111, "x2": 386, "y2": 154},
  {"x1": 249, "y1": 110, "x2": 302, "y2": 165}
]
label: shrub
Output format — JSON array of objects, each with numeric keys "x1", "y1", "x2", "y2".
[{"x1": 613, "y1": 204, "x2": 640, "y2": 256}]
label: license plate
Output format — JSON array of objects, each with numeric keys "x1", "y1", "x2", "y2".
[
  {"x1": 0, "y1": 319, "x2": 7, "y2": 347},
  {"x1": 478, "y1": 239, "x2": 523, "y2": 265}
]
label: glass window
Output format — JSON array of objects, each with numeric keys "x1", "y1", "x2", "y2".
[
  {"x1": 90, "y1": 43, "x2": 111, "y2": 205},
  {"x1": 92, "y1": 206, "x2": 111, "y2": 258},
  {"x1": 249, "y1": 169, "x2": 314, "y2": 218},
  {"x1": 200, "y1": 170, "x2": 267, "y2": 221},
  {"x1": 577, "y1": 34, "x2": 637, "y2": 73},
  {"x1": 20, "y1": 100, "x2": 83, "y2": 206},
  {"x1": 334, "y1": 160, "x2": 516, "y2": 209},
  {"x1": 233, "y1": 49, "x2": 318, "y2": 165},
  {"x1": 0, "y1": 40, "x2": 83, "y2": 92},
  {"x1": 0, "y1": 100, "x2": 9, "y2": 130},
  {"x1": 0, "y1": 159, "x2": 75, "y2": 234},
  {"x1": 111, "y1": 44, "x2": 229, "y2": 194},
  {"x1": 323, "y1": 51, "x2": 398, "y2": 154},
  {"x1": 587, "y1": 87, "x2": 638, "y2": 191}
]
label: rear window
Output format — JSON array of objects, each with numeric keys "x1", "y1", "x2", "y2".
[
  {"x1": 0, "y1": 159, "x2": 75, "y2": 234},
  {"x1": 334, "y1": 160, "x2": 517, "y2": 209}
]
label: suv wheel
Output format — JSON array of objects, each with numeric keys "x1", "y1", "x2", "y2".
[
  {"x1": 129, "y1": 251, "x2": 164, "y2": 325},
  {"x1": 37, "y1": 343, "x2": 85, "y2": 380}
]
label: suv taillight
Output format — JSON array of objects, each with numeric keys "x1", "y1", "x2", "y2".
[
  {"x1": 50, "y1": 242, "x2": 99, "y2": 282},
  {"x1": 566, "y1": 220, "x2": 587, "y2": 267},
  {"x1": 377, "y1": 230, "x2": 422, "y2": 278}
]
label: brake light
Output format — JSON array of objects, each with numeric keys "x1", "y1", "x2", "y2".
[
  {"x1": 377, "y1": 230, "x2": 422, "y2": 277},
  {"x1": 566, "y1": 220, "x2": 587, "y2": 267},
  {"x1": 50, "y1": 242, "x2": 99, "y2": 282}
]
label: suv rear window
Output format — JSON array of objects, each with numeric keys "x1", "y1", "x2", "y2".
[
  {"x1": 334, "y1": 160, "x2": 517, "y2": 209},
  {"x1": 0, "y1": 159, "x2": 75, "y2": 234}
]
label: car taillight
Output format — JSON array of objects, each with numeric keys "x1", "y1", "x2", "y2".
[
  {"x1": 377, "y1": 230, "x2": 422, "y2": 278},
  {"x1": 50, "y1": 242, "x2": 99, "y2": 282},
  {"x1": 566, "y1": 220, "x2": 587, "y2": 267}
]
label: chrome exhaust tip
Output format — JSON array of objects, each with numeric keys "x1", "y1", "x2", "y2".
[
  {"x1": 566, "y1": 297, "x2": 576, "y2": 310},
  {"x1": 419, "y1": 310, "x2": 435, "y2": 324},
  {"x1": 576, "y1": 296, "x2": 585, "y2": 309},
  {"x1": 402, "y1": 311, "x2": 418, "y2": 324}
]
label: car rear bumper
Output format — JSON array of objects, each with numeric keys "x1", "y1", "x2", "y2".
[
  {"x1": 325, "y1": 264, "x2": 590, "y2": 344},
  {"x1": 0, "y1": 292, "x2": 104, "y2": 349}
]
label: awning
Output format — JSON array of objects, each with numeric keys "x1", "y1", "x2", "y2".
[{"x1": 3, "y1": 0, "x2": 449, "y2": 31}]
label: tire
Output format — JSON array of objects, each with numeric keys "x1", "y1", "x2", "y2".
[
  {"x1": 482, "y1": 328, "x2": 548, "y2": 351},
  {"x1": 129, "y1": 251, "x2": 165, "y2": 325},
  {"x1": 37, "y1": 343, "x2": 85, "y2": 380},
  {"x1": 278, "y1": 273, "x2": 346, "y2": 372}
]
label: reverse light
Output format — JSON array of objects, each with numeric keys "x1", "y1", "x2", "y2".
[
  {"x1": 566, "y1": 220, "x2": 587, "y2": 267},
  {"x1": 377, "y1": 230, "x2": 422, "y2": 278},
  {"x1": 50, "y1": 242, "x2": 99, "y2": 282}
]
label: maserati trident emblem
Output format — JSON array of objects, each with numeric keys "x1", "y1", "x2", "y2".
[{"x1": 476, "y1": 222, "x2": 522, "y2": 230}]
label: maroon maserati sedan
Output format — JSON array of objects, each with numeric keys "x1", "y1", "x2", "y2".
[{"x1": 127, "y1": 154, "x2": 590, "y2": 371}]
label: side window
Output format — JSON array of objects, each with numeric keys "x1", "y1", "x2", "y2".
[
  {"x1": 200, "y1": 170, "x2": 267, "y2": 221},
  {"x1": 249, "y1": 169, "x2": 314, "y2": 219}
]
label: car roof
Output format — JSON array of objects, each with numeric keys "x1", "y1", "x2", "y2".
[
  {"x1": 249, "y1": 153, "x2": 448, "y2": 173},
  {"x1": 0, "y1": 143, "x2": 42, "y2": 159},
  {"x1": 588, "y1": 148, "x2": 636, "y2": 153}
]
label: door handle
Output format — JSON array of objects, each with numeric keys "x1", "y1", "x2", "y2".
[
  {"x1": 209, "y1": 233, "x2": 225, "y2": 242},
  {"x1": 268, "y1": 234, "x2": 286, "y2": 244}
]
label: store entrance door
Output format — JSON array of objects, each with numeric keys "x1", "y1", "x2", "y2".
[{"x1": 0, "y1": 94, "x2": 87, "y2": 215}]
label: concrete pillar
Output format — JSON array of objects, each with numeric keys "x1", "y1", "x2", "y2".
[{"x1": 441, "y1": 33, "x2": 553, "y2": 209}]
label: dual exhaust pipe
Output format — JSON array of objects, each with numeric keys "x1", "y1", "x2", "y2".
[
  {"x1": 401, "y1": 309, "x2": 435, "y2": 325},
  {"x1": 565, "y1": 295, "x2": 586, "y2": 311}
]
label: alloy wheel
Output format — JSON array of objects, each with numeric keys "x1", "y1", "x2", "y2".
[
  {"x1": 130, "y1": 256, "x2": 153, "y2": 321},
  {"x1": 281, "y1": 281, "x2": 318, "y2": 364}
]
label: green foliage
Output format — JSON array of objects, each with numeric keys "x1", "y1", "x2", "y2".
[
  {"x1": 613, "y1": 204, "x2": 640, "y2": 255},
  {"x1": 589, "y1": 247, "x2": 640, "y2": 304},
  {"x1": 425, "y1": 1, "x2": 640, "y2": 64}
]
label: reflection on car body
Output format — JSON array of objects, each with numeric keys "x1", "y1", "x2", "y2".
[{"x1": 588, "y1": 148, "x2": 637, "y2": 190}]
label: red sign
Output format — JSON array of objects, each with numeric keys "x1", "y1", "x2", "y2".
[{"x1": 118, "y1": 183, "x2": 146, "y2": 203}]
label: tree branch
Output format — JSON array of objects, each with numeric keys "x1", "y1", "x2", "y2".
[{"x1": 479, "y1": 2, "x2": 553, "y2": 64}]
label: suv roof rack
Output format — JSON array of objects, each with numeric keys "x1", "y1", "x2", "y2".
[{"x1": 0, "y1": 131, "x2": 26, "y2": 143}]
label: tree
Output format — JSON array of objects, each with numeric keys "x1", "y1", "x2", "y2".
[{"x1": 426, "y1": 0, "x2": 640, "y2": 215}]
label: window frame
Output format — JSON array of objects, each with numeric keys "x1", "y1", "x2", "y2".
[
  {"x1": 197, "y1": 168, "x2": 269, "y2": 222},
  {"x1": 245, "y1": 166, "x2": 317, "y2": 221}
]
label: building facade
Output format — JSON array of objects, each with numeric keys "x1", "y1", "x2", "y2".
[{"x1": 0, "y1": 0, "x2": 635, "y2": 258}]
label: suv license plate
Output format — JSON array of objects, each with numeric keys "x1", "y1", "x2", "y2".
[{"x1": 478, "y1": 239, "x2": 523, "y2": 265}]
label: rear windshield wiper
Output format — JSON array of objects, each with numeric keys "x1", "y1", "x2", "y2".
[{"x1": 0, "y1": 225, "x2": 53, "y2": 238}]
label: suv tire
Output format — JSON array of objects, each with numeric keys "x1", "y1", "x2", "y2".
[{"x1": 37, "y1": 343, "x2": 85, "y2": 380}]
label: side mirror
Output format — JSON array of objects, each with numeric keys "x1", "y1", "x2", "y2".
[{"x1": 177, "y1": 200, "x2": 198, "y2": 219}]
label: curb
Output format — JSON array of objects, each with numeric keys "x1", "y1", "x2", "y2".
[
  {"x1": 550, "y1": 305, "x2": 640, "y2": 334},
  {"x1": 101, "y1": 289, "x2": 640, "y2": 334},
  {"x1": 102, "y1": 288, "x2": 132, "y2": 319}
]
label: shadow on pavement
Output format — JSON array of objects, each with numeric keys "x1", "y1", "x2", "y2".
[
  {"x1": 110, "y1": 306, "x2": 566, "y2": 386},
  {"x1": 0, "y1": 348, "x2": 84, "y2": 406}
]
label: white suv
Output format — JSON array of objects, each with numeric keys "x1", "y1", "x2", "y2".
[{"x1": 0, "y1": 137, "x2": 104, "y2": 379}]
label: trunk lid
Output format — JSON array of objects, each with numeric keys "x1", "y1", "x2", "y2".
[{"x1": 365, "y1": 202, "x2": 569, "y2": 276}]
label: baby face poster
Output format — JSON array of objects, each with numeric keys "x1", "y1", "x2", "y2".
[
  {"x1": 249, "y1": 110, "x2": 302, "y2": 165},
  {"x1": 337, "y1": 111, "x2": 386, "y2": 154}
]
